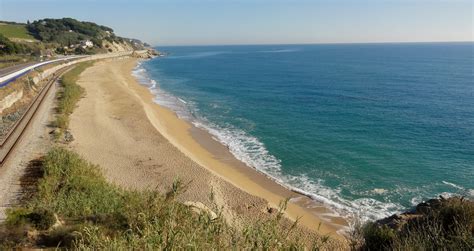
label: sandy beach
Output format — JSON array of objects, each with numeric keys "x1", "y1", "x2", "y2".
[{"x1": 69, "y1": 57, "x2": 347, "y2": 240}]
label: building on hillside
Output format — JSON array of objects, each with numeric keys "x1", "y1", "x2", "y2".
[{"x1": 80, "y1": 40, "x2": 94, "y2": 49}]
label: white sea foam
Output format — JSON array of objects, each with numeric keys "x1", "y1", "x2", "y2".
[
  {"x1": 131, "y1": 61, "x2": 408, "y2": 223},
  {"x1": 468, "y1": 189, "x2": 474, "y2": 198},
  {"x1": 132, "y1": 64, "x2": 195, "y2": 120},
  {"x1": 373, "y1": 188, "x2": 388, "y2": 195},
  {"x1": 442, "y1": 181, "x2": 464, "y2": 190},
  {"x1": 178, "y1": 98, "x2": 187, "y2": 104}
]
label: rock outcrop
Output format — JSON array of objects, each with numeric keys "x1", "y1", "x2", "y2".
[
  {"x1": 0, "y1": 90, "x2": 23, "y2": 114},
  {"x1": 376, "y1": 196, "x2": 473, "y2": 231}
]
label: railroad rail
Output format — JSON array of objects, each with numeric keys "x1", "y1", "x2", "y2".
[{"x1": 0, "y1": 66, "x2": 71, "y2": 166}]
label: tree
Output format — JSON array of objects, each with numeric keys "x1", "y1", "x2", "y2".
[
  {"x1": 74, "y1": 46, "x2": 87, "y2": 54},
  {"x1": 0, "y1": 33, "x2": 23, "y2": 55}
]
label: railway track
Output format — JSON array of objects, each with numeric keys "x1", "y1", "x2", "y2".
[
  {"x1": 0, "y1": 52, "x2": 140, "y2": 167},
  {"x1": 0, "y1": 66, "x2": 72, "y2": 166}
]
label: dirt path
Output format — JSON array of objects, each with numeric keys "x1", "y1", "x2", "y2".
[{"x1": 0, "y1": 80, "x2": 57, "y2": 221}]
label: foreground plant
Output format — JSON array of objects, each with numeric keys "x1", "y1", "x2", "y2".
[{"x1": 0, "y1": 148, "x2": 337, "y2": 249}]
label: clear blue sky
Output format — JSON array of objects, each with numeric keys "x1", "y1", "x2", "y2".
[{"x1": 1, "y1": 0, "x2": 472, "y2": 46}]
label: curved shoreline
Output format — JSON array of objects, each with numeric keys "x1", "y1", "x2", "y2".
[
  {"x1": 132, "y1": 59, "x2": 348, "y2": 234},
  {"x1": 70, "y1": 57, "x2": 348, "y2": 240}
]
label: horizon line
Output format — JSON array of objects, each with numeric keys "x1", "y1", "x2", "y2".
[{"x1": 153, "y1": 40, "x2": 474, "y2": 47}]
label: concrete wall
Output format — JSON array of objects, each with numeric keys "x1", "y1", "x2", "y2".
[{"x1": 0, "y1": 90, "x2": 23, "y2": 114}]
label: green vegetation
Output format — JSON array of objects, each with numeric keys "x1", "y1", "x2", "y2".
[
  {"x1": 0, "y1": 22, "x2": 36, "y2": 61},
  {"x1": 54, "y1": 62, "x2": 92, "y2": 133},
  {"x1": 0, "y1": 23, "x2": 35, "y2": 40},
  {"x1": 349, "y1": 197, "x2": 474, "y2": 250},
  {"x1": 27, "y1": 18, "x2": 116, "y2": 47},
  {"x1": 0, "y1": 18, "x2": 148, "y2": 61},
  {"x1": 0, "y1": 54, "x2": 32, "y2": 69},
  {"x1": 0, "y1": 34, "x2": 28, "y2": 55},
  {"x1": 0, "y1": 148, "x2": 332, "y2": 249},
  {"x1": 0, "y1": 22, "x2": 43, "y2": 66},
  {"x1": 25, "y1": 18, "x2": 147, "y2": 54}
]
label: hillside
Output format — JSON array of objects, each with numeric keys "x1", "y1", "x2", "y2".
[
  {"x1": 26, "y1": 18, "x2": 145, "y2": 52},
  {"x1": 0, "y1": 22, "x2": 35, "y2": 41},
  {"x1": 0, "y1": 18, "x2": 149, "y2": 58}
]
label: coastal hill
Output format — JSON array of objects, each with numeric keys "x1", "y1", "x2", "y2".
[
  {"x1": 26, "y1": 18, "x2": 148, "y2": 53},
  {"x1": 0, "y1": 18, "x2": 149, "y2": 62}
]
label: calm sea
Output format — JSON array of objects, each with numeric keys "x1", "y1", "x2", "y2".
[{"x1": 135, "y1": 43, "x2": 474, "y2": 221}]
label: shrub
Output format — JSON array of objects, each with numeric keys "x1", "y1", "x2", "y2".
[
  {"x1": 27, "y1": 208, "x2": 56, "y2": 230},
  {"x1": 5, "y1": 207, "x2": 55, "y2": 230},
  {"x1": 361, "y1": 223, "x2": 395, "y2": 250},
  {"x1": 4, "y1": 208, "x2": 32, "y2": 227},
  {"x1": 0, "y1": 33, "x2": 25, "y2": 55},
  {"x1": 354, "y1": 197, "x2": 474, "y2": 250}
]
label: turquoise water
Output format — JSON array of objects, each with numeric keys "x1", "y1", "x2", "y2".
[{"x1": 136, "y1": 43, "x2": 474, "y2": 221}]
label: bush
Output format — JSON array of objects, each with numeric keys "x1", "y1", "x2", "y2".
[
  {"x1": 27, "y1": 208, "x2": 56, "y2": 230},
  {"x1": 5, "y1": 208, "x2": 55, "y2": 230},
  {"x1": 361, "y1": 223, "x2": 395, "y2": 250},
  {"x1": 354, "y1": 197, "x2": 474, "y2": 250},
  {"x1": 74, "y1": 47, "x2": 87, "y2": 54},
  {"x1": 4, "y1": 208, "x2": 32, "y2": 227},
  {"x1": 0, "y1": 33, "x2": 25, "y2": 55}
]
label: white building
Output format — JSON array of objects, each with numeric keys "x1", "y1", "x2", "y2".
[{"x1": 80, "y1": 40, "x2": 94, "y2": 48}]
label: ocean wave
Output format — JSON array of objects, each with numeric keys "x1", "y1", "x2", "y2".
[
  {"x1": 178, "y1": 98, "x2": 187, "y2": 104},
  {"x1": 279, "y1": 174, "x2": 403, "y2": 222},
  {"x1": 442, "y1": 181, "x2": 464, "y2": 190},
  {"x1": 132, "y1": 61, "x2": 407, "y2": 223},
  {"x1": 441, "y1": 181, "x2": 474, "y2": 199},
  {"x1": 132, "y1": 64, "x2": 196, "y2": 120},
  {"x1": 192, "y1": 120, "x2": 282, "y2": 174}
]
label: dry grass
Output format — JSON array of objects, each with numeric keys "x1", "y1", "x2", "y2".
[
  {"x1": 0, "y1": 147, "x2": 335, "y2": 249},
  {"x1": 54, "y1": 62, "x2": 92, "y2": 133}
]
